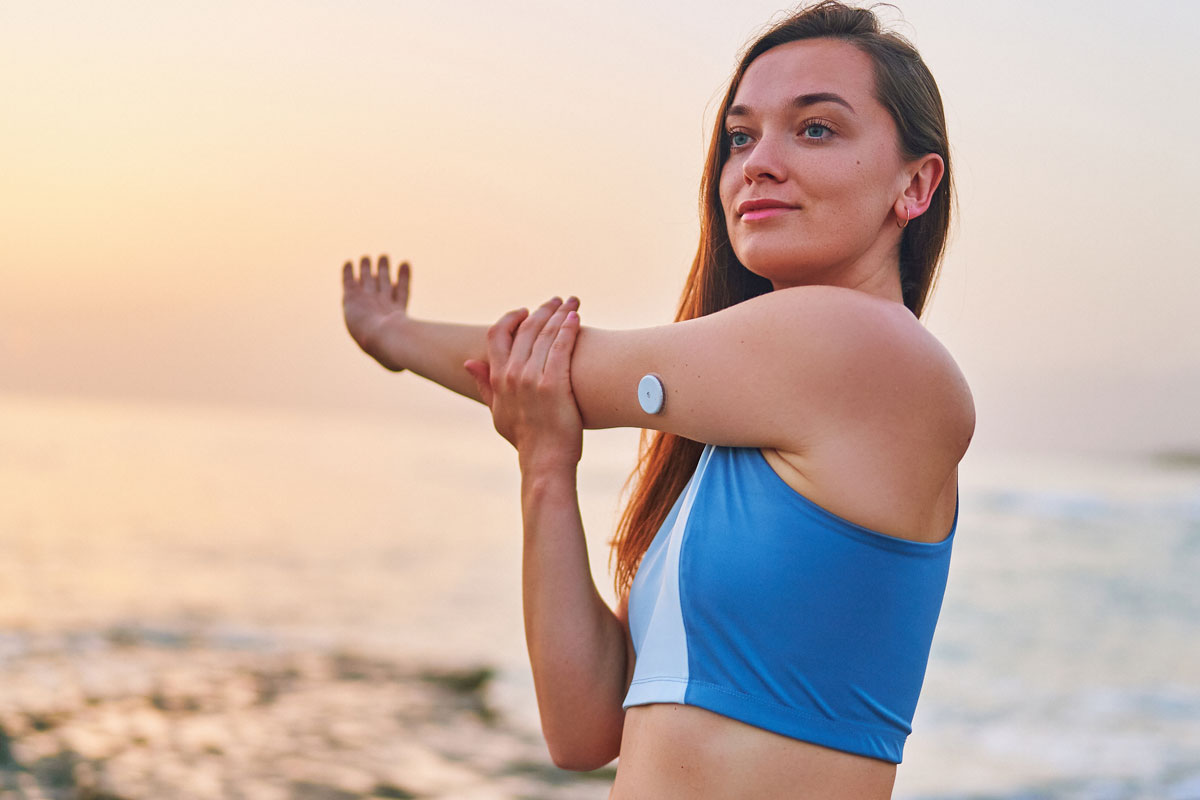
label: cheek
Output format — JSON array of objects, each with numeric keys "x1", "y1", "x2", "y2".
[
  {"x1": 718, "y1": 163, "x2": 739, "y2": 219},
  {"x1": 854, "y1": 141, "x2": 908, "y2": 202},
  {"x1": 812, "y1": 156, "x2": 894, "y2": 222}
]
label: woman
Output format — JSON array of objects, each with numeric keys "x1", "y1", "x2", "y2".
[{"x1": 341, "y1": 2, "x2": 973, "y2": 796}]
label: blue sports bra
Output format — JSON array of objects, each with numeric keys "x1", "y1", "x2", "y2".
[{"x1": 622, "y1": 444, "x2": 956, "y2": 764}]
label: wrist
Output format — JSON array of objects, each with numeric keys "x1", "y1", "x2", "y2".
[
  {"x1": 520, "y1": 463, "x2": 578, "y2": 495},
  {"x1": 519, "y1": 444, "x2": 582, "y2": 475},
  {"x1": 368, "y1": 313, "x2": 412, "y2": 372}
]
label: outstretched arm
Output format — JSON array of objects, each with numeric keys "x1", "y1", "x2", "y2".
[
  {"x1": 343, "y1": 255, "x2": 488, "y2": 402},
  {"x1": 344, "y1": 255, "x2": 971, "y2": 454}
]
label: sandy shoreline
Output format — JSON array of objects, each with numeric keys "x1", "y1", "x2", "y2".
[{"x1": 0, "y1": 625, "x2": 613, "y2": 800}]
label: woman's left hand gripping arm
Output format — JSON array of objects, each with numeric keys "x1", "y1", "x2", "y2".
[
  {"x1": 464, "y1": 296, "x2": 633, "y2": 771},
  {"x1": 464, "y1": 296, "x2": 584, "y2": 473}
]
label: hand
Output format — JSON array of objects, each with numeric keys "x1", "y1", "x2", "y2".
[
  {"x1": 342, "y1": 254, "x2": 410, "y2": 371},
  {"x1": 464, "y1": 296, "x2": 583, "y2": 473}
]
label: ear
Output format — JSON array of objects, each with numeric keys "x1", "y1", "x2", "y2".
[{"x1": 892, "y1": 153, "x2": 944, "y2": 225}]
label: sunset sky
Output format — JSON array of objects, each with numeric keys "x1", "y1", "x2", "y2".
[{"x1": 2, "y1": 0, "x2": 1197, "y2": 455}]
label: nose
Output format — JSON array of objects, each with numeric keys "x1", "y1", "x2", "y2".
[{"x1": 742, "y1": 132, "x2": 788, "y2": 184}]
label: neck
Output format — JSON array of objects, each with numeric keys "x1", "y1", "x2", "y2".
[{"x1": 770, "y1": 240, "x2": 905, "y2": 305}]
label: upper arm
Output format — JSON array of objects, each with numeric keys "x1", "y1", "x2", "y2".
[{"x1": 570, "y1": 286, "x2": 956, "y2": 453}]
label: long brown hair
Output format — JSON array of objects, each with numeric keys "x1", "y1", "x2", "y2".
[{"x1": 610, "y1": 1, "x2": 955, "y2": 599}]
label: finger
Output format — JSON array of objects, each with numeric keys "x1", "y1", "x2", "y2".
[
  {"x1": 342, "y1": 261, "x2": 354, "y2": 289},
  {"x1": 463, "y1": 359, "x2": 494, "y2": 407},
  {"x1": 529, "y1": 296, "x2": 577, "y2": 373},
  {"x1": 377, "y1": 255, "x2": 390, "y2": 292},
  {"x1": 510, "y1": 296, "x2": 562, "y2": 365},
  {"x1": 359, "y1": 256, "x2": 373, "y2": 289},
  {"x1": 544, "y1": 309, "x2": 580, "y2": 384},
  {"x1": 487, "y1": 308, "x2": 529, "y2": 373},
  {"x1": 393, "y1": 261, "x2": 411, "y2": 307}
]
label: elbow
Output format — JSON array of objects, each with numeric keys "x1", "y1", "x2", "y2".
[
  {"x1": 544, "y1": 724, "x2": 620, "y2": 772},
  {"x1": 548, "y1": 745, "x2": 617, "y2": 773}
]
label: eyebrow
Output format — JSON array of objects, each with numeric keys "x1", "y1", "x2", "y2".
[{"x1": 726, "y1": 92, "x2": 856, "y2": 119}]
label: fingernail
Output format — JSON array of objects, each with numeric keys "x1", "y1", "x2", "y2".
[{"x1": 567, "y1": 310, "x2": 578, "y2": 322}]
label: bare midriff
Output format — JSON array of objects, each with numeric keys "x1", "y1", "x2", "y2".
[{"x1": 609, "y1": 704, "x2": 896, "y2": 800}]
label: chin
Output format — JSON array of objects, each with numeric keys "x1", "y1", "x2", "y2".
[
  {"x1": 734, "y1": 245, "x2": 818, "y2": 287},
  {"x1": 734, "y1": 228, "x2": 860, "y2": 288}
]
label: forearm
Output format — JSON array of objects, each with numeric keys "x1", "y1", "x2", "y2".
[
  {"x1": 373, "y1": 315, "x2": 488, "y2": 403},
  {"x1": 521, "y1": 468, "x2": 629, "y2": 769}
]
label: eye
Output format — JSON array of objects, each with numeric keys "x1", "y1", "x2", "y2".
[
  {"x1": 801, "y1": 121, "x2": 834, "y2": 141},
  {"x1": 728, "y1": 130, "x2": 752, "y2": 149}
]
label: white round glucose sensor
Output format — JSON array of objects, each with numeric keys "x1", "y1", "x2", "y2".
[{"x1": 638, "y1": 374, "x2": 665, "y2": 415}]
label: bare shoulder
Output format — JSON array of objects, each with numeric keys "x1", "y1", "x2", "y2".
[
  {"x1": 744, "y1": 286, "x2": 975, "y2": 459},
  {"x1": 754, "y1": 287, "x2": 973, "y2": 540}
]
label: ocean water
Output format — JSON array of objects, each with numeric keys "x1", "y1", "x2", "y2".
[{"x1": 1, "y1": 392, "x2": 1198, "y2": 799}]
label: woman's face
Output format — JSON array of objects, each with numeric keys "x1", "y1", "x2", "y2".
[{"x1": 718, "y1": 38, "x2": 912, "y2": 290}]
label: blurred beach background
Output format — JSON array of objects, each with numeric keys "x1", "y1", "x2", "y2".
[{"x1": 2, "y1": 1, "x2": 1198, "y2": 798}]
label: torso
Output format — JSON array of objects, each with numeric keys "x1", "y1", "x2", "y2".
[
  {"x1": 610, "y1": 319, "x2": 972, "y2": 798},
  {"x1": 612, "y1": 704, "x2": 896, "y2": 799}
]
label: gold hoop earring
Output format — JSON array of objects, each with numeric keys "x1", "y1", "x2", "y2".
[{"x1": 897, "y1": 209, "x2": 909, "y2": 230}]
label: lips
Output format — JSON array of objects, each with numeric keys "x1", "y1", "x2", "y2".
[{"x1": 737, "y1": 198, "x2": 800, "y2": 221}]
